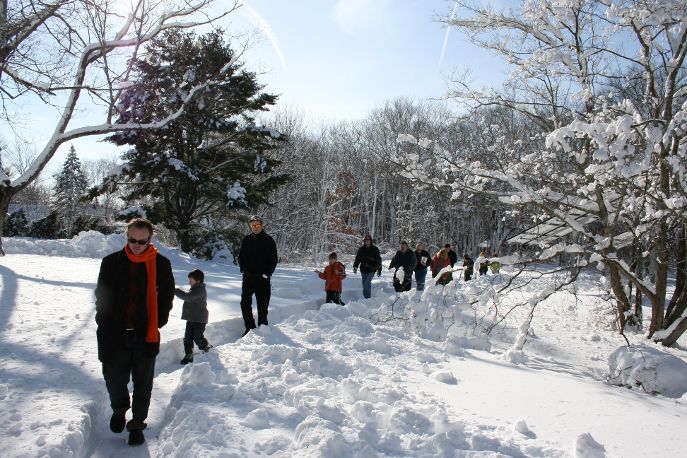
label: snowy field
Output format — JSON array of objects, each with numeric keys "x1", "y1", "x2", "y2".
[{"x1": 1, "y1": 232, "x2": 686, "y2": 457}]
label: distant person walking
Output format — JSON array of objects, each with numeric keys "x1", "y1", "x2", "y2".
[
  {"x1": 95, "y1": 218, "x2": 175, "y2": 446},
  {"x1": 445, "y1": 244, "x2": 458, "y2": 267},
  {"x1": 414, "y1": 242, "x2": 431, "y2": 291},
  {"x1": 316, "y1": 252, "x2": 346, "y2": 305},
  {"x1": 353, "y1": 235, "x2": 382, "y2": 299},
  {"x1": 477, "y1": 250, "x2": 489, "y2": 276},
  {"x1": 175, "y1": 269, "x2": 212, "y2": 365},
  {"x1": 238, "y1": 216, "x2": 278, "y2": 337},
  {"x1": 463, "y1": 253, "x2": 474, "y2": 281},
  {"x1": 389, "y1": 241, "x2": 417, "y2": 292},
  {"x1": 431, "y1": 248, "x2": 453, "y2": 286}
]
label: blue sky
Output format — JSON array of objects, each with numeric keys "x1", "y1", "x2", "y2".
[
  {"x1": 223, "y1": 0, "x2": 509, "y2": 121},
  {"x1": 15, "y1": 0, "x2": 512, "y2": 177}
]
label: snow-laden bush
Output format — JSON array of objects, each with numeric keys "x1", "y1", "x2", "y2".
[
  {"x1": 607, "y1": 345, "x2": 687, "y2": 398},
  {"x1": 371, "y1": 273, "x2": 509, "y2": 350}
]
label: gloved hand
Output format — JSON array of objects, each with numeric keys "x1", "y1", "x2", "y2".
[
  {"x1": 377, "y1": 269, "x2": 382, "y2": 277},
  {"x1": 353, "y1": 267, "x2": 357, "y2": 274}
]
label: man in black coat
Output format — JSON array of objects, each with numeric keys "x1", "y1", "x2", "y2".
[
  {"x1": 353, "y1": 235, "x2": 382, "y2": 299},
  {"x1": 445, "y1": 244, "x2": 458, "y2": 267},
  {"x1": 389, "y1": 241, "x2": 417, "y2": 292},
  {"x1": 238, "y1": 215, "x2": 278, "y2": 336},
  {"x1": 95, "y1": 218, "x2": 175, "y2": 446},
  {"x1": 463, "y1": 254, "x2": 475, "y2": 281}
]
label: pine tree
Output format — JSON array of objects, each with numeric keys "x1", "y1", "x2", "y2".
[
  {"x1": 5, "y1": 210, "x2": 29, "y2": 236},
  {"x1": 53, "y1": 145, "x2": 88, "y2": 237},
  {"x1": 104, "y1": 29, "x2": 288, "y2": 255}
]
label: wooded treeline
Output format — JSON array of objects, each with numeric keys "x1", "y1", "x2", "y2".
[{"x1": 261, "y1": 99, "x2": 533, "y2": 260}]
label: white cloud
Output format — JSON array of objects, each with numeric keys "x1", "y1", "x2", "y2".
[{"x1": 332, "y1": 0, "x2": 392, "y2": 35}]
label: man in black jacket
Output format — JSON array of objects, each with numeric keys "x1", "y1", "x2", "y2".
[
  {"x1": 389, "y1": 241, "x2": 417, "y2": 292},
  {"x1": 445, "y1": 244, "x2": 458, "y2": 267},
  {"x1": 238, "y1": 215, "x2": 278, "y2": 336},
  {"x1": 353, "y1": 235, "x2": 382, "y2": 299},
  {"x1": 95, "y1": 218, "x2": 175, "y2": 446}
]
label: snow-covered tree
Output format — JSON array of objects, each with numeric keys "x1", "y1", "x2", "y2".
[
  {"x1": 52, "y1": 145, "x2": 87, "y2": 237},
  {"x1": 101, "y1": 29, "x2": 287, "y2": 255},
  {"x1": 418, "y1": 0, "x2": 687, "y2": 346},
  {"x1": 0, "y1": 0, "x2": 240, "y2": 255}
]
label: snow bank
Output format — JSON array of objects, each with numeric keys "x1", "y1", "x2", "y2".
[
  {"x1": 157, "y1": 301, "x2": 567, "y2": 456},
  {"x1": 4, "y1": 231, "x2": 125, "y2": 258},
  {"x1": 607, "y1": 345, "x2": 687, "y2": 398}
]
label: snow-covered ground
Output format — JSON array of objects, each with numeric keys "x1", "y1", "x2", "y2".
[{"x1": 1, "y1": 232, "x2": 686, "y2": 457}]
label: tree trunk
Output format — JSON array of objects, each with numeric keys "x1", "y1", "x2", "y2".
[
  {"x1": 660, "y1": 316, "x2": 687, "y2": 347},
  {"x1": 665, "y1": 223, "x2": 686, "y2": 326},
  {"x1": 609, "y1": 263, "x2": 630, "y2": 332},
  {"x1": 0, "y1": 185, "x2": 15, "y2": 256}
]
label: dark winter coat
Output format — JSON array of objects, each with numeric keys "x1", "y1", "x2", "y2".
[
  {"x1": 447, "y1": 249, "x2": 458, "y2": 267},
  {"x1": 389, "y1": 249, "x2": 417, "y2": 273},
  {"x1": 414, "y1": 250, "x2": 431, "y2": 272},
  {"x1": 353, "y1": 244, "x2": 382, "y2": 274},
  {"x1": 238, "y1": 231, "x2": 278, "y2": 278},
  {"x1": 175, "y1": 283, "x2": 208, "y2": 324},
  {"x1": 463, "y1": 256, "x2": 474, "y2": 279},
  {"x1": 95, "y1": 249, "x2": 174, "y2": 362}
]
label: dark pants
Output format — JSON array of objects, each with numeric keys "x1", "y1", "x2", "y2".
[
  {"x1": 361, "y1": 272, "x2": 374, "y2": 298},
  {"x1": 393, "y1": 270, "x2": 413, "y2": 292},
  {"x1": 241, "y1": 274, "x2": 270, "y2": 330},
  {"x1": 101, "y1": 332, "x2": 156, "y2": 425},
  {"x1": 415, "y1": 269, "x2": 427, "y2": 290},
  {"x1": 183, "y1": 322, "x2": 208, "y2": 354},
  {"x1": 325, "y1": 290, "x2": 344, "y2": 305}
]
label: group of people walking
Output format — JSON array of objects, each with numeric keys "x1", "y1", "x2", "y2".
[
  {"x1": 349, "y1": 237, "x2": 500, "y2": 295},
  {"x1": 94, "y1": 218, "x2": 498, "y2": 447},
  {"x1": 94, "y1": 216, "x2": 277, "y2": 446}
]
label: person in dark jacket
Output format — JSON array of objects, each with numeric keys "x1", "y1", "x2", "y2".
[
  {"x1": 463, "y1": 253, "x2": 475, "y2": 281},
  {"x1": 238, "y1": 215, "x2": 278, "y2": 336},
  {"x1": 389, "y1": 241, "x2": 417, "y2": 292},
  {"x1": 175, "y1": 269, "x2": 211, "y2": 365},
  {"x1": 414, "y1": 242, "x2": 431, "y2": 291},
  {"x1": 95, "y1": 218, "x2": 174, "y2": 446},
  {"x1": 445, "y1": 244, "x2": 458, "y2": 267},
  {"x1": 353, "y1": 235, "x2": 382, "y2": 299}
]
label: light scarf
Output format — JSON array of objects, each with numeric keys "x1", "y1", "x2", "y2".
[{"x1": 125, "y1": 243, "x2": 159, "y2": 343}]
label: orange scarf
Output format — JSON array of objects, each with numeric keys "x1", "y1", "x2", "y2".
[{"x1": 125, "y1": 243, "x2": 159, "y2": 343}]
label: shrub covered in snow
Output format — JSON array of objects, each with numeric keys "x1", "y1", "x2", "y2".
[{"x1": 607, "y1": 345, "x2": 687, "y2": 398}]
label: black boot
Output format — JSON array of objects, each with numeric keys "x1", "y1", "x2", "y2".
[
  {"x1": 128, "y1": 429, "x2": 145, "y2": 445},
  {"x1": 180, "y1": 353, "x2": 193, "y2": 365},
  {"x1": 109, "y1": 409, "x2": 126, "y2": 433}
]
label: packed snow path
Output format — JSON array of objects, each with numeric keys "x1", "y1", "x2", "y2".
[{"x1": 1, "y1": 234, "x2": 686, "y2": 457}]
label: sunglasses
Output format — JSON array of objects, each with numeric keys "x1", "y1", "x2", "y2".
[{"x1": 128, "y1": 238, "x2": 150, "y2": 246}]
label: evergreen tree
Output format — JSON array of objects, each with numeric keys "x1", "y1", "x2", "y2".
[
  {"x1": 29, "y1": 210, "x2": 61, "y2": 239},
  {"x1": 53, "y1": 145, "x2": 88, "y2": 238},
  {"x1": 5, "y1": 210, "x2": 29, "y2": 236},
  {"x1": 104, "y1": 29, "x2": 288, "y2": 254}
]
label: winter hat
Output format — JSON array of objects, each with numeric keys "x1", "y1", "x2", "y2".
[{"x1": 249, "y1": 215, "x2": 263, "y2": 224}]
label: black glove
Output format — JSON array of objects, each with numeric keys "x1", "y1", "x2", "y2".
[
  {"x1": 377, "y1": 270, "x2": 381, "y2": 277},
  {"x1": 353, "y1": 267, "x2": 357, "y2": 274}
]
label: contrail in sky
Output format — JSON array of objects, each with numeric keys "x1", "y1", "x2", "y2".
[
  {"x1": 439, "y1": 2, "x2": 459, "y2": 67},
  {"x1": 242, "y1": 2, "x2": 288, "y2": 71}
]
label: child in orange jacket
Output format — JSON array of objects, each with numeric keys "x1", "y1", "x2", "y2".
[{"x1": 315, "y1": 252, "x2": 346, "y2": 305}]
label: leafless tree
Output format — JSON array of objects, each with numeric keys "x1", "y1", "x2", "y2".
[{"x1": 0, "y1": 0, "x2": 241, "y2": 255}]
